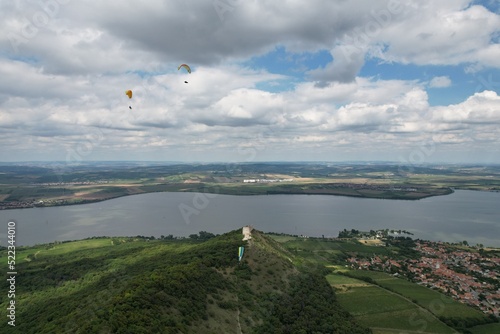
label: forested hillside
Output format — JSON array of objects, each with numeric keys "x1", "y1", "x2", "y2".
[{"x1": 1, "y1": 229, "x2": 370, "y2": 333}]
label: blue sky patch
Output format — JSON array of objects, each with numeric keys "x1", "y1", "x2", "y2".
[{"x1": 245, "y1": 46, "x2": 332, "y2": 81}]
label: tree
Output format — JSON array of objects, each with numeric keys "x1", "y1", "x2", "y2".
[{"x1": 198, "y1": 231, "x2": 216, "y2": 240}]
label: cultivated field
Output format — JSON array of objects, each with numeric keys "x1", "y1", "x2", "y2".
[
  {"x1": 345, "y1": 270, "x2": 487, "y2": 320},
  {"x1": 469, "y1": 323, "x2": 500, "y2": 334},
  {"x1": 330, "y1": 275, "x2": 456, "y2": 334}
]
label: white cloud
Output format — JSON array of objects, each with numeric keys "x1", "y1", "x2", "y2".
[
  {"x1": 430, "y1": 90, "x2": 500, "y2": 123},
  {"x1": 323, "y1": 1, "x2": 500, "y2": 82},
  {"x1": 429, "y1": 76, "x2": 452, "y2": 88},
  {"x1": 0, "y1": 0, "x2": 499, "y2": 162},
  {"x1": 377, "y1": 3, "x2": 499, "y2": 65}
]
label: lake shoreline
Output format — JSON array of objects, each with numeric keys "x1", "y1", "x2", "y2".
[
  {"x1": 2, "y1": 189, "x2": 500, "y2": 247},
  {"x1": 0, "y1": 185, "x2": 456, "y2": 211}
]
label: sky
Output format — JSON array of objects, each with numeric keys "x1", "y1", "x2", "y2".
[{"x1": 1, "y1": 0, "x2": 499, "y2": 164}]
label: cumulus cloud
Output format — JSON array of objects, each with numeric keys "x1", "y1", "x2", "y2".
[
  {"x1": 308, "y1": 45, "x2": 366, "y2": 84},
  {"x1": 430, "y1": 90, "x2": 500, "y2": 123},
  {"x1": 375, "y1": 3, "x2": 499, "y2": 65}
]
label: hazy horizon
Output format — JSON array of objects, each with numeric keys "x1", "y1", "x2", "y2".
[{"x1": 2, "y1": 159, "x2": 500, "y2": 165}]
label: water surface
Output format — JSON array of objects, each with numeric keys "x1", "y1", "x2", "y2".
[{"x1": 1, "y1": 190, "x2": 499, "y2": 247}]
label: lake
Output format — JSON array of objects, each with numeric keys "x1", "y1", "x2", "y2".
[{"x1": 1, "y1": 190, "x2": 499, "y2": 247}]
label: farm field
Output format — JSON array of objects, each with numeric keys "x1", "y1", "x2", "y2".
[
  {"x1": 469, "y1": 322, "x2": 500, "y2": 334},
  {"x1": 270, "y1": 236, "x2": 399, "y2": 267},
  {"x1": 344, "y1": 270, "x2": 487, "y2": 321},
  {"x1": 328, "y1": 274, "x2": 456, "y2": 333},
  {"x1": 276, "y1": 237, "x2": 395, "y2": 254}
]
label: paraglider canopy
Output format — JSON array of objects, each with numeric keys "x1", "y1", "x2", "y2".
[
  {"x1": 125, "y1": 90, "x2": 133, "y2": 109},
  {"x1": 178, "y1": 64, "x2": 191, "y2": 73},
  {"x1": 238, "y1": 246, "x2": 244, "y2": 262}
]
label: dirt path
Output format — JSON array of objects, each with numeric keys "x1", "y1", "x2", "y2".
[{"x1": 236, "y1": 308, "x2": 242, "y2": 334}]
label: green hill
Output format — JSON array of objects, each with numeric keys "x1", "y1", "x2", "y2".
[{"x1": 1, "y1": 229, "x2": 370, "y2": 334}]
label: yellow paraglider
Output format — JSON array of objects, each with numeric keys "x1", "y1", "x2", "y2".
[{"x1": 125, "y1": 90, "x2": 133, "y2": 109}]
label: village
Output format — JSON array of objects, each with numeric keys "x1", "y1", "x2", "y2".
[
  {"x1": 0, "y1": 198, "x2": 88, "y2": 210},
  {"x1": 347, "y1": 237, "x2": 500, "y2": 317}
]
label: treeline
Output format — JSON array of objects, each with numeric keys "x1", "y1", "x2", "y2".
[
  {"x1": 439, "y1": 316, "x2": 499, "y2": 334},
  {"x1": 338, "y1": 228, "x2": 414, "y2": 239}
]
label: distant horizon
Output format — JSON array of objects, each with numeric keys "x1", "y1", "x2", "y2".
[{"x1": 1, "y1": 160, "x2": 500, "y2": 166}]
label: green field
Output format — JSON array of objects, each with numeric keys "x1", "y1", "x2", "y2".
[
  {"x1": 326, "y1": 273, "x2": 367, "y2": 285},
  {"x1": 344, "y1": 270, "x2": 488, "y2": 321},
  {"x1": 280, "y1": 238, "x2": 393, "y2": 254},
  {"x1": 1, "y1": 237, "x2": 148, "y2": 265},
  {"x1": 333, "y1": 281, "x2": 456, "y2": 333},
  {"x1": 270, "y1": 237, "x2": 399, "y2": 269},
  {"x1": 469, "y1": 322, "x2": 500, "y2": 334}
]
